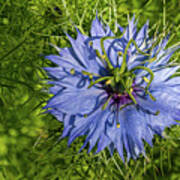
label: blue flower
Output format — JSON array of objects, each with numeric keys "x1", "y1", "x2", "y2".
[{"x1": 44, "y1": 15, "x2": 180, "y2": 161}]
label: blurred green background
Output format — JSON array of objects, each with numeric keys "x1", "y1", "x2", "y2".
[{"x1": 0, "y1": 0, "x2": 180, "y2": 179}]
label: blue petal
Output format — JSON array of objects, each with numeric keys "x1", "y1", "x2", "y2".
[
  {"x1": 116, "y1": 23, "x2": 124, "y2": 33},
  {"x1": 152, "y1": 66, "x2": 179, "y2": 83},
  {"x1": 149, "y1": 77, "x2": 180, "y2": 91},
  {"x1": 66, "y1": 34, "x2": 89, "y2": 68},
  {"x1": 45, "y1": 53, "x2": 84, "y2": 71},
  {"x1": 124, "y1": 15, "x2": 137, "y2": 40},
  {"x1": 44, "y1": 68, "x2": 90, "y2": 90},
  {"x1": 49, "y1": 83, "x2": 64, "y2": 94},
  {"x1": 46, "y1": 109, "x2": 64, "y2": 122},
  {"x1": 164, "y1": 77, "x2": 180, "y2": 86},
  {"x1": 61, "y1": 115, "x2": 75, "y2": 138},
  {"x1": 78, "y1": 106, "x2": 113, "y2": 152},
  {"x1": 67, "y1": 34, "x2": 103, "y2": 74},
  {"x1": 91, "y1": 15, "x2": 106, "y2": 36},
  {"x1": 106, "y1": 105, "x2": 156, "y2": 160},
  {"x1": 45, "y1": 87, "x2": 105, "y2": 115},
  {"x1": 151, "y1": 35, "x2": 169, "y2": 57},
  {"x1": 137, "y1": 91, "x2": 180, "y2": 129},
  {"x1": 68, "y1": 121, "x2": 89, "y2": 146},
  {"x1": 96, "y1": 134, "x2": 111, "y2": 153},
  {"x1": 106, "y1": 117, "x2": 125, "y2": 161},
  {"x1": 135, "y1": 20, "x2": 149, "y2": 46},
  {"x1": 90, "y1": 12, "x2": 114, "y2": 37},
  {"x1": 54, "y1": 74, "x2": 89, "y2": 89},
  {"x1": 75, "y1": 27, "x2": 88, "y2": 42},
  {"x1": 44, "y1": 67, "x2": 67, "y2": 79},
  {"x1": 149, "y1": 46, "x2": 179, "y2": 69}
]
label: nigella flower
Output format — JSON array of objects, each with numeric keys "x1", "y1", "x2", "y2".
[{"x1": 44, "y1": 15, "x2": 180, "y2": 161}]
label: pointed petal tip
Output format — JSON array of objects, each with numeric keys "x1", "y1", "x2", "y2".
[
  {"x1": 116, "y1": 23, "x2": 124, "y2": 33},
  {"x1": 95, "y1": 10, "x2": 98, "y2": 18},
  {"x1": 88, "y1": 148, "x2": 92, "y2": 154},
  {"x1": 45, "y1": 55, "x2": 51, "y2": 60},
  {"x1": 75, "y1": 26, "x2": 81, "y2": 36},
  {"x1": 67, "y1": 138, "x2": 73, "y2": 147},
  {"x1": 128, "y1": 14, "x2": 135, "y2": 23},
  {"x1": 49, "y1": 43, "x2": 61, "y2": 52},
  {"x1": 42, "y1": 104, "x2": 48, "y2": 110},
  {"x1": 43, "y1": 66, "x2": 52, "y2": 72},
  {"x1": 95, "y1": 148, "x2": 101, "y2": 154},
  {"x1": 65, "y1": 33, "x2": 75, "y2": 42},
  {"x1": 44, "y1": 55, "x2": 60, "y2": 62},
  {"x1": 146, "y1": 19, "x2": 149, "y2": 26}
]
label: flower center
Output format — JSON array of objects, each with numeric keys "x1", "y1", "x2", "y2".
[
  {"x1": 75, "y1": 36, "x2": 157, "y2": 113},
  {"x1": 90, "y1": 36, "x2": 157, "y2": 107},
  {"x1": 77, "y1": 37, "x2": 158, "y2": 128},
  {"x1": 112, "y1": 92, "x2": 134, "y2": 107}
]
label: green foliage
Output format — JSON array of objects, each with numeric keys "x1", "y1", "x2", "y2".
[{"x1": 0, "y1": 0, "x2": 180, "y2": 179}]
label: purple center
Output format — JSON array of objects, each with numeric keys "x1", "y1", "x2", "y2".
[
  {"x1": 105, "y1": 84, "x2": 141, "y2": 106},
  {"x1": 111, "y1": 92, "x2": 133, "y2": 105}
]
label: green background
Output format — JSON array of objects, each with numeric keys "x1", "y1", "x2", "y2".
[{"x1": 0, "y1": 0, "x2": 180, "y2": 179}]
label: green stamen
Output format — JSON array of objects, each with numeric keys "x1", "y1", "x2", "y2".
[
  {"x1": 172, "y1": 72, "x2": 180, "y2": 78},
  {"x1": 116, "y1": 104, "x2": 120, "y2": 128},
  {"x1": 136, "y1": 86, "x2": 156, "y2": 102},
  {"x1": 155, "y1": 110, "x2": 160, "y2": 116},
  {"x1": 105, "y1": 79, "x2": 112, "y2": 85},
  {"x1": 102, "y1": 96, "x2": 112, "y2": 110},
  {"x1": 89, "y1": 41, "x2": 93, "y2": 46},
  {"x1": 100, "y1": 37, "x2": 114, "y2": 70},
  {"x1": 146, "y1": 90, "x2": 156, "y2": 101},
  {"x1": 99, "y1": 32, "x2": 125, "y2": 70},
  {"x1": 117, "y1": 51, "x2": 123, "y2": 56},
  {"x1": 131, "y1": 66, "x2": 154, "y2": 90},
  {"x1": 119, "y1": 103, "x2": 133, "y2": 110},
  {"x1": 143, "y1": 76, "x2": 150, "y2": 83},
  {"x1": 88, "y1": 76, "x2": 112, "y2": 88},
  {"x1": 119, "y1": 40, "x2": 131, "y2": 74},
  {"x1": 70, "y1": 68, "x2": 75, "y2": 75},
  {"x1": 95, "y1": 49, "x2": 106, "y2": 66},
  {"x1": 83, "y1": 114, "x2": 88, "y2": 118},
  {"x1": 125, "y1": 77, "x2": 133, "y2": 89},
  {"x1": 140, "y1": 57, "x2": 156, "y2": 65},
  {"x1": 81, "y1": 70, "x2": 99, "y2": 80},
  {"x1": 130, "y1": 39, "x2": 150, "y2": 56},
  {"x1": 127, "y1": 89, "x2": 137, "y2": 104},
  {"x1": 119, "y1": 39, "x2": 151, "y2": 74},
  {"x1": 113, "y1": 67, "x2": 122, "y2": 83}
]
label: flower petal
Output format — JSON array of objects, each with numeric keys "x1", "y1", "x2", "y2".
[
  {"x1": 91, "y1": 15, "x2": 106, "y2": 36},
  {"x1": 78, "y1": 107, "x2": 113, "y2": 152},
  {"x1": 124, "y1": 15, "x2": 137, "y2": 40},
  {"x1": 135, "y1": 20, "x2": 149, "y2": 46},
  {"x1": 45, "y1": 87, "x2": 105, "y2": 115},
  {"x1": 152, "y1": 66, "x2": 179, "y2": 83}
]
